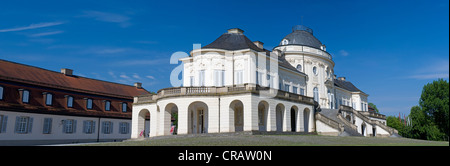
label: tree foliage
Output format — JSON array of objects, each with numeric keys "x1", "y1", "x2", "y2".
[
  {"x1": 368, "y1": 103, "x2": 379, "y2": 113},
  {"x1": 389, "y1": 79, "x2": 449, "y2": 141}
]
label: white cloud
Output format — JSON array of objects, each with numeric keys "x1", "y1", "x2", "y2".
[
  {"x1": 407, "y1": 59, "x2": 449, "y2": 80},
  {"x1": 146, "y1": 75, "x2": 155, "y2": 80},
  {"x1": 119, "y1": 74, "x2": 130, "y2": 79},
  {"x1": 0, "y1": 22, "x2": 64, "y2": 32},
  {"x1": 407, "y1": 73, "x2": 449, "y2": 80},
  {"x1": 30, "y1": 31, "x2": 64, "y2": 37},
  {"x1": 339, "y1": 50, "x2": 349, "y2": 56},
  {"x1": 132, "y1": 73, "x2": 141, "y2": 79},
  {"x1": 81, "y1": 11, "x2": 131, "y2": 28}
]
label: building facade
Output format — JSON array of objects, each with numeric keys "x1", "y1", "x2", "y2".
[
  {"x1": 131, "y1": 25, "x2": 398, "y2": 138},
  {"x1": 0, "y1": 60, "x2": 150, "y2": 145}
]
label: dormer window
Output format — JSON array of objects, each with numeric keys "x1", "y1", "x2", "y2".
[
  {"x1": 105, "y1": 100, "x2": 111, "y2": 111},
  {"x1": 66, "y1": 95, "x2": 74, "y2": 108},
  {"x1": 86, "y1": 98, "x2": 93, "y2": 109},
  {"x1": 282, "y1": 39, "x2": 289, "y2": 45},
  {"x1": 0, "y1": 86, "x2": 3, "y2": 100},
  {"x1": 19, "y1": 89, "x2": 30, "y2": 103},
  {"x1": 44, "y1": 93, "x2": 53, "y2": 106},
  {"x1": 121, "y1": 102, "x2": 127, "y2": 112}
]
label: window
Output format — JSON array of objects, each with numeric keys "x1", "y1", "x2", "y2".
[
  {"x1": 102, "y1": 121, "x2": 113, "y2": 134},
  {"x1": 119, "y1": 122, "x2": 130, "y2": 134},
  {"x1": 86, "y1": 98, "x2": 93, "y2": 109},
  {"x1": 296, "y1": 64, "x2": 302, "y2": 72},
  {"x1": 313, "y1": 87, "x2": 319, "y2": 102},
  {"x1": 214, "y1": 70, "x2": 224, "y2": 87},
  {"x1": 0, "y1": 86, "x2": 3, "y2": 100},
  {"x1": 235, "y1": 70, "x2": 243, "y2": 84},
  {"x1": 284, "y1": 84, "x2": 290, "y2": 92},
  {"x1": 267, "y1": 74, "x2": 272, "y2": 88},
  {"x1": 43, "y1": 118, "x2": 52, "y2": 134},
  {"x1": 256, "y1": 71, "x2": 263, "y2": 85},
  {"x1": 293, "y1": 86, "x2": 298, "y2": 94},
  {"x1": 0, "y1": 115, "x2": 8, "y2": 133},
  {"x1": 63, "y1": 119, "x2": 76, "y2": 134},
  {"x1": 300, "y1": 88, "x2": 305, "y2": 95},
  {"x1": 122, "y1": 102, "x2": 127, "y2": 112},
  {"x1": 199, "y1": 70, "x2": 205, "y2": 86},
  {"x1": 45, "y1": 93, "x2": 52, "y2": 106},
  {"x1": 67, "y1": 96, "x2": 74, "y2": 108},
  {"x1": 282, "y1": 39, "x2": 289, "y2": 45},
  {"x1": 83, "y1": 120, "x2": 95, "y2": 134},
  {"x1": 22, "y1": 90, "x2": 30, "y2": 103},
  {"x1": 190, "y1": 76, "x2": 194, "y2": 86},
  {"x1": 313, "y1": 66, "x2": 318, "y2": 75},
  {"x1": 15, "y1": 116, "x2": 33, "y2": 134},
  {"x1": 105, "y1": 101, "x2": 111, "y2": 111}
]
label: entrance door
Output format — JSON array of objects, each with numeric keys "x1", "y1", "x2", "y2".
[{"x1": 198, "y1": 109, "x2": 204, "y2": 133}]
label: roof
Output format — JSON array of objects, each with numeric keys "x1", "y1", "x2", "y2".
[
  {"x1": 279, "y1": 25, "x2": 323, "y2": 49},
  {"x1": 202, "y1": 32, "x2": 265, "y2": 51},
  {"x1": 0, "y1": 59, "x2": 150, "y2": 98},
  {"x1": 334, "y1": 78, "x2": 362, "y2": 93}
]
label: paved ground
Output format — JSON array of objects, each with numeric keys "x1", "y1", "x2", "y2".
[{"x1": 80, "y1": 134, "x2": 448, "y2": 146}]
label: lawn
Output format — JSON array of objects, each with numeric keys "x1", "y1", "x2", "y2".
[{"x1": 83, "y1": 134, "x2": 448, "y2": 146}]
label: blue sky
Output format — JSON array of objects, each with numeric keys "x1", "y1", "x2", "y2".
[{"x1": 0, "y1": 0, "x2": 448, "y2": 116}]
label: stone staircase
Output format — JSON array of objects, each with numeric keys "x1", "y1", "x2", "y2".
[{"x1": 318, "y1": 108, "x2": 362, "y2": 137}]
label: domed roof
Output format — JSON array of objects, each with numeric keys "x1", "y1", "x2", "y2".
[{"x1": 279, "y1": 25, "x2": 323, "y2": 49}]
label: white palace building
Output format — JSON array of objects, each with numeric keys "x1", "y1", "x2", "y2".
[{"x1": 131, "y1": 25, "x2": 398, "y2": 138}]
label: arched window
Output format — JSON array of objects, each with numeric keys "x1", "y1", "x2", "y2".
[
  {"x1": 313, "y1": 87, "x2": 319, "y2": 102},
  {"x1": 313, "y1": 66, "x2": 318, "y2": 75},
  {"x1": 296, "y1": 64, "x2": 302, "y2": 72}
]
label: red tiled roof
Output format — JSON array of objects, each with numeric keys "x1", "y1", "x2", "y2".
[{"x1": 0, "y1": 59, "x2": 150, "y2": 98}]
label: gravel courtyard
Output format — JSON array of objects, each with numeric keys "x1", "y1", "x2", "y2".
[{"x1": 85, "y1": 134, "x2": 448, "y2": 146}]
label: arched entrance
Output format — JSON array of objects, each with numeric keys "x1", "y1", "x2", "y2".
[
  {"x1": 361, "y1": 123, "x2": 366, "y2": 136},
  {"x1": 164, "y1": 103, "x2": 178, "y2": 135},
  {"x1": 188, "y1": 101, "x2": 209, "y2": 134},
  {"x1": 303, "y1": 108, "x2": 310, "y2": 133},
  {"x1": 290, "y1": 106, "x2": 298, "y2": 132},
  {"x1": 137, "y1": 109, "x2": 150, "y2": 138},
  {"x1": 276, "y1": 103, "x2": 285, "y2": 132},
  {"x1": 258, "y1": 101, "x2": 269, "y2": 131},
  {"x1": 230, "y1": 100, "x2": 244, "y2": 132}
]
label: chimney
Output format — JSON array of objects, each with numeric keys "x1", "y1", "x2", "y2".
[
  {"x1": 61, "y1": 68, "x2": 73, "y2": 75},
  {"x1": 227, "y1": 28, "x2": 244, "y2": 34},
  {"x1": 134, "y1": 82, "x2": 142, "y2": 89},
  {"x1": 338, "y1": 77, "x2": 346, "y2": 81},
  {"x1": 253, "y1": 41, "x2": 264, "y2": 49}
]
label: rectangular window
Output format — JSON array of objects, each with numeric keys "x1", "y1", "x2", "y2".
[
  {"x1": 63, "y1": 119, "x2": 76, "y2": 134},
  {"x1": 293, "y1": 86, "x2": 298, "y2": 94},
  {"x1": 267, "y1": 74, "x2": 271, "y2": 88},
  {"x1": 22, "y1": 90, "x2": 30, "y2": 103},
  {"x1": 67, "y1": 96, "x2": 73, "y2": 108},
  {"x1": 45, "y1": 93, "x2": 53, "y2": 106},
  {"x1": 0, "y1": 115, "x2": 8, "y2": 133},
  {"x1": 256, "y1": 71, "x2": 263, "y2": 85},
  {"x1": 0, "y1": 86, "x2": 3, "y2": 100},
  {"x1": 284, "y1": 84, "x2": 290, "y2": 92},
  {"x1": 43, "y1": 118, "x2": 52, "y2": 134},
  {"x1": 300, "y1": 88, "x2": 305, "y2": 95},
  {"x1": 102, "y1": 121, "x2": 113, "y2": 134},
  {"x1": 190, "y1": 76, "x2": 194, "y2": 86},
  {"x1": 119, "y1": 122, "x2": 129, "y2": 134},
  {"x1": 234, "y1": 70, "x2": 243, "y2": 84},
  {"x1": 86, "y1": 98, "x2": 93, "y2": 109},
  {"x1": 105, "y1": 101, "x2": 111, "y2": 111},
  {"x1": 15, "y1": 116, "x2": 33, "y2": 134},
  {"x1": 214, "y1": 70, "x2": 224, "y2": 86},
  {"x1": 122, "y1": 102, "x2": 127, "y2": 112},
  {"x1": 83, "y1": 120, "x2": 95, "y2": 134},
  {"x1": 199, "y1": 70, "x2": 205, "y2": 86}
]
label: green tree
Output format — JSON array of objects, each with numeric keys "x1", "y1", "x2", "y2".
[
  {"x1": 368, "y1": 103, "x2": 379, "y2": 113},
  {"x1": 418, "y1": 78, "x2": 449, "y2": 140}
]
